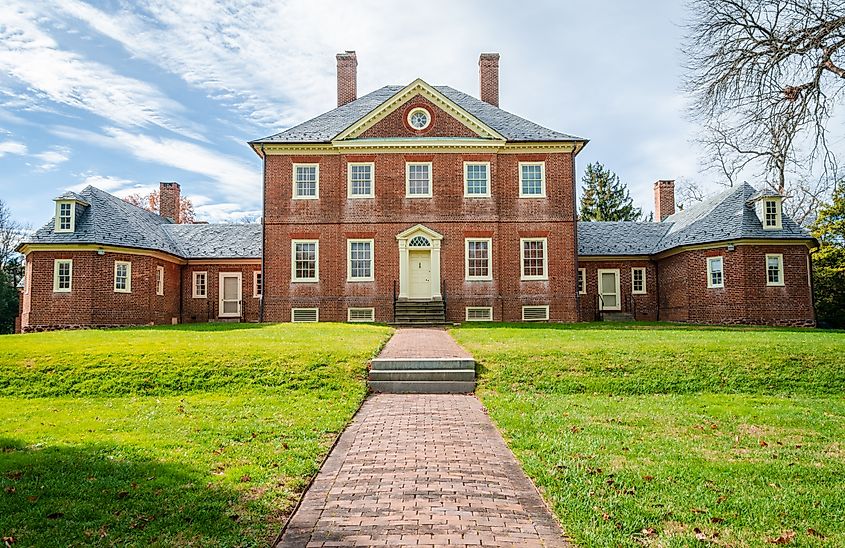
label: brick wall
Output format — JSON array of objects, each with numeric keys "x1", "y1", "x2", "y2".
[
  {"x1": 577, "y1": 260, "x2": 658, "y2": 321},
  {"x1": 359, "y1": 96, "x2": 479, "y2": 139},
  {"x1": 656, "y1": 244, "x2": 814, "y2": 326},
  {"x1": 262, "y1": 149, "x2": 578, "y2": 323},
  {"x1": 181, "y1": 263, "x2": 262, "y2": 323}
]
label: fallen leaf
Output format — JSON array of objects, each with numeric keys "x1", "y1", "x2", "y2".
[
  {"x1": 694, "y1": 527, "x2": 708, "y2": 541},
  {"x1": 716, "y1": 495, "x2": 727, "y2": 504},
  {"x1": 602, "y1": 512, "x2": 610, "y2": 521},
  {"x1": 806, "y1": 528, "x2": 824, "y2": 539},
  {"x1": 26, "y1": 496, "x2": 37, "y2": 503},
  {"x1": 767, "y1": 530, "x2": 796, "y2": 544},
  {"x1": 3, "y1": 487, "x2": 15, "y2": 494},
  {"x1": 116, "y1": 491, "x2": 129, "y2": 499},
  {"x1": 239, "y1": 475, "x2": 251, "y2": 483},
  {"x1": 3, "y1": 536, "x2": 16, "y2": 546},
  {"x1": 691, "y1": 508, "x2": 707, "y2": 514},
  {"x1": 710, "y1": 517, "x2": 725, "y2": 524},
  {"x1": 642, "y1": 475, "x2": 654, "y2": 482},
  {"x1": 46, "y1": 512, "x2": 63, "y2": 519},
  {"x1": 760, "y1": 439, "x2": 768, "y2": 447},
  {"x1": 641, "y1": 528, "x2": 657, "y2": 537}
]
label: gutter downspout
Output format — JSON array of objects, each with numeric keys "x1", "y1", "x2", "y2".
[{"x1": 259, "y1": 144, "x2": 267, "y2": 323}]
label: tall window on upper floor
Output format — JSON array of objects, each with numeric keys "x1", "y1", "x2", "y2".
[
  {"x1": 766, "y1": 254, "x2": 784, "y2": 286},
  {"x1": 764, "y1": 199, "x2": 782, "y2": 229},
  {"x1": 114, "y1": 261, "x2": 132, "y2": 293},
  {"x1": 707, "y1": 257, "x2": 724, "y2": 288},
  {"x1": 293, "y1": 164, "x2": 319, "y2": 199},
  {"x1": 55, "y1": 202, "x2": 74, "y2": 233},
  {"x1": 348, "y1": 163, "x2": 374, "y2": 198},
  {"x1": 519, "y1": 162, "x2": 546, "y2": 198},
  {"x1": 464, "y1": 162, "x2": 491, "y2": 197},
  {"x1": 406, "y1": 162, "x2": 432, "y2": 198}
]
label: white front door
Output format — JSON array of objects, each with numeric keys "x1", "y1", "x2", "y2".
[
  {"x1": 408, "y1": 250, "x2": 432, "y2": 299},
  {"x1": 597, "y1": 269, "x2": 620, "y2": 311},
  {"x1": 219, "y1": 272, "x2": 242, "y2": 318}
]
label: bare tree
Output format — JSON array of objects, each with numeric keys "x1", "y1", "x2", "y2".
[
  {"x1": 676, "y1": 177, "x2": 709, "y2": 209},
  {"x1": 123, "y1": 190, "x2": 196, "y2": 223},
  {"x1": 0, "y1": 199, "x2": 28, "y2": 270},
  {"x1": 684, "y1": 0, "x2": 845, "y2": 223}
]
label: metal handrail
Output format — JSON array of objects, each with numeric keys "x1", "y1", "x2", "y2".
[
  {"x1": 441, "y1": 279, "x2": 447, "y2": 320},
  {"x1": 597, "y1": 294, "x2": 604, "y2": 321},
  {"x1": 392, "y1": 280, "x2": 397, "y2": 323}
]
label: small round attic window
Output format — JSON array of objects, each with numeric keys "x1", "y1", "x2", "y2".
[{"x1": 407, "y1": 107, "x2": 431, "y2": 130}]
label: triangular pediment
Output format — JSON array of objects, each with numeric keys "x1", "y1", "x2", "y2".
[
  {"x1": 334, "y1": 79, "x2": 505, "y2": 142},
  {"x1": 396, "y1": 224, "x2": 444, "y2": 241}
]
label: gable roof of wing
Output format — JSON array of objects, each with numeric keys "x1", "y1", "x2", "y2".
[
  {"x1": 578, "y1": 183, "x2": 815, "y2": 256},
  {"x1": 250, "y1": 83, "x2": 586, "y2": 145}
]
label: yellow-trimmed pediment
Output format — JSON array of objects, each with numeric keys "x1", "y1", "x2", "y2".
[{"x1": 333, "y1": 79, "x2": 505, "y2": 142}]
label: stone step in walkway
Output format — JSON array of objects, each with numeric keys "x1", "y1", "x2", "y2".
[
  {"x1": 369, "y1": 328, "x2": 476, "y2": 394},
  {"x1": 274, "y1": 395, "x2": 570, "y2": 547}
]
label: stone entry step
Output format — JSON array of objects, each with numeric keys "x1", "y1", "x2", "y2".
[{"x1": 368, "y1": 328, "x2": 476, "y2": 394}]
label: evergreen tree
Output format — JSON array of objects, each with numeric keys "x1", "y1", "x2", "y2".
[
  {"x1": 579, "y1": 162, "x2": 642, "y2": 221},
  {"x1": 811, "y1": 184, "x2": 845, "y2": 327}
]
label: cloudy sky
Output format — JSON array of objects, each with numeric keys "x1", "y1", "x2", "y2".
[{"x1": 2, "y1": 0, "x2": 712, "y2": 227}]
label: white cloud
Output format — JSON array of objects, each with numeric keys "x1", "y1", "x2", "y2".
[
  {"x1": 32, "y1": 146, "x2": 71, "y2": 171},
  {"x1": 0, "y1": 140, "x2": 28, "y2": 157},
  {"x1": 193, "y1": 202, "x2": 261, "y2": 224},
  {"x1": 0, "y1": 2, "x2": 204, "y2": 140},
  {"x1": 51, "y1": 125, "x2": 261, "y2": 204}
]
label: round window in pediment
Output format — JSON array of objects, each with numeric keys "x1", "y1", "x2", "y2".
[{"x1": 407, "y1": 107, "x2": 431, "y2": 130}]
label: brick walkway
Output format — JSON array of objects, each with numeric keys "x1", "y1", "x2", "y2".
[
  {"x1": 275, "y1": 394, "x2": 569, "y2": 547},
  {"x1": 377, "y1": 328, "x2": 473, "y2": 360}
]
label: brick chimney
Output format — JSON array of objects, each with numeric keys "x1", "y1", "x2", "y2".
[
  {"x1": 654, "y1": 180, "x2": 676, "y2": 222},
  {"x1": 479, "y1": 53, "x2": 500, "y2": 106},
  {"x1": 336, "y1": 51, "x2": 357, "y2": 107},
  {"x1": 159, "y1": 181, "x2": 181, "y2": 223}
]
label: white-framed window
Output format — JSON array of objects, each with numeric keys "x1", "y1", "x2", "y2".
[
  {"x1": 465, "y1": 307, "x2": 493, "y2": 322},
  {"x1": 519, "y1": 162, "x2": 546, "y2": 198},
  {"x1": 766, "y1": 254, "x2": 784, "y2": 286},
  {"x1": 464, "y1": 162, "x2": 491, "y2": 197},
  {"x1": 192, "y1": 271, "x2": 207, "y2": 298},
  {"x1": 348, "y1": 162, "x2": 374, "y2": 198},
  {"x1": 156, "y1": 265, "x2": 165, "y2": 296},
  {"x1": 347, "y1": 307, "x2": 375, "y2": 322},
  {"x1": 465, "y1": 238, "x2": 492, "y2": 281},
  {"x1": 577, "y1": 268, "x2": 586, "y2": 294},
  {"x1": 347, "y1": 239, "x2": 374, "y2": 282},
  {"x1": 520, "y1": 238, "x2": 548, "y2": 280},
  {"x1": 293, "y1": 163, "x2": 319, "y2": 199},
  {"x1": 406, "y1": 162, "x2": 432, "y2": 198},
  {"x1": 53, "y1": 259, "x2": 72, "y2": 292},
  {"x1": 253, "y1": 271, "x2": 263, "y2": 297},
  {"x1": 707, "y1": 256, "x2": 724, "y2": 288},
  {"x1": 763, "y1": 199, "x2": 782, "y2": 229},
  {"x1": 292, "y1": 240, "x2": 319, "y2": 282},
  {"x1": 631, "y1": 267, "x2": 646, "y2": 294},
  {"x1": 114, "y1": 261, "x2": 131, "y2": 293},
  {"x1": 55, "y1": 202, "x2": 75, "y2": 232}
]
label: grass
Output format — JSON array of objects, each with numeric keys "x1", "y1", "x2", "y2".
[
  {"x1": 452, "y1": 323, "x2": 845, "y2": 548},
  {"x1": 0, "y1": 323, "x2": 392, "y2": 547}
]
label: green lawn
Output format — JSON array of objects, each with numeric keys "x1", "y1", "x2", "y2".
[
  {"x1": 0, "y1": 323, "x2": 392, "y2": 547},
  {"x1": 452, "y1": 323, "x2": 845, "y2": 548}
]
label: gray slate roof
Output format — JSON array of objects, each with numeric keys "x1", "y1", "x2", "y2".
[
  {"x1": 250, "y1": 85, "x2": 585, "y2": 144},
  {"x1": 578, "y1": 183, "x2": 814, "y2": 256},
  {"x1": 23, "y1": 186, "x2": 261, "y2": 260}
]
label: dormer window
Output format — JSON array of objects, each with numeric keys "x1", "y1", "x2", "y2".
[
  {"x1": 763, "y1": 199, "x2": 782, "y2": 229},
  {"x1": 55, "y1": 202, "x2": 74, "y2": 233}
]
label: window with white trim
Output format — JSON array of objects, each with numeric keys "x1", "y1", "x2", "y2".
[
  {"x1": 465, "y1": 238, "x2": 492, "y2": 280},
  {"x1": 766, "y1": 254, "x2": 784, "y2": 286},
  {"x1": 292, "y1": 240, "x2": 319, "y2": 282},
  {"x1": 192, "y1": 271, "x2": 207, "y2": 298},
  {"x1": 464, "y1": 162, "x2": 490, "y2": 197},
  {"x1": 53, "y1": 259, "x2": 72, "y2": 292},
  {"x1": 114, "y1": 261, "x2": 131, "y2": 293},
  {"x1": 707, "y1": 257, "x2": 724, "y2": 288},
  {"x1": 406, "y1": 162, "x2": 432, "y2": 197},
  {"x1": 348, "y1": 162, "x2": 374, "y2": 198},
  {"x1": 764, "y1": 199, "x2": 782, "y2": 229},
  {"x1": 293, "y1": 164, "x2": 319, "y2": 199},
  {"x1": 577, "y1": 268, "x2": 586, "y2": 294},
  {"x1": 347, "y1": 239, "x2": 374, "y2": 281},
  {"x1": 631, "y1": 267, "x2": 646, "y2": 294},
  {"x1": 519, "y1": 162, "x2": 546, "y2": 197},
  {"x1": 253, "y1": 271, "x2": 263, "y2": 297},
  {"x1": 55, "y1": 202, "x2": 74, "y2": 232},
  {"x1": 521, "y1": 238, "x2": 548, "y2": 280},
  {"x1": 156, "y1": 265, "x2": 164, "y2": 296}
]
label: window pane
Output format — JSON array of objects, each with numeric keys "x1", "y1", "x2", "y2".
[
  {"x1": 709, "y1": 258, "x2": 723, "y2": 286},
  {"x1": 59, "y1": 203, "x2": 72, "y2": 229},
  {"x1": 522, "y1": 240, "x2": 545, "y2": 277},
  {"x1": 577, "y1": 270, "x2": 584, "y2": 292},
  {"x1": 295, "y1": 166, "x2": 317, "y2": 197},
  {"x1": 467, "y1": 240, "x2": 489, "y2": 277},
  {"x1": 767, "y1": 257, "x2": 781, "y2": 283},
  {"x1": 466, "y1": 164, "x2": 488, "y2": 195},
  {"x1": 350, "y1": 164, "x2": 372, "y2": 196},
  {"x1": 350, "y1": 241, "x2": 372, "y2": 279},
  {"x1": 521, "y1": 164, "x2": 543, "y2": 195},
  {"x1": 408, "y1": 164, "x2": 430, "y2": 195},
  {"x1": 295, "y1": 243, "x2": 317, "y2": 279},
  {"x1": 633, "y1": 269, "x2": 644, "y2": 292}
]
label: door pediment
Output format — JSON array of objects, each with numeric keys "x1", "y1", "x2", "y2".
[{"x1": 396, "y1": 224, "x2": 444, "y2": 242}]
